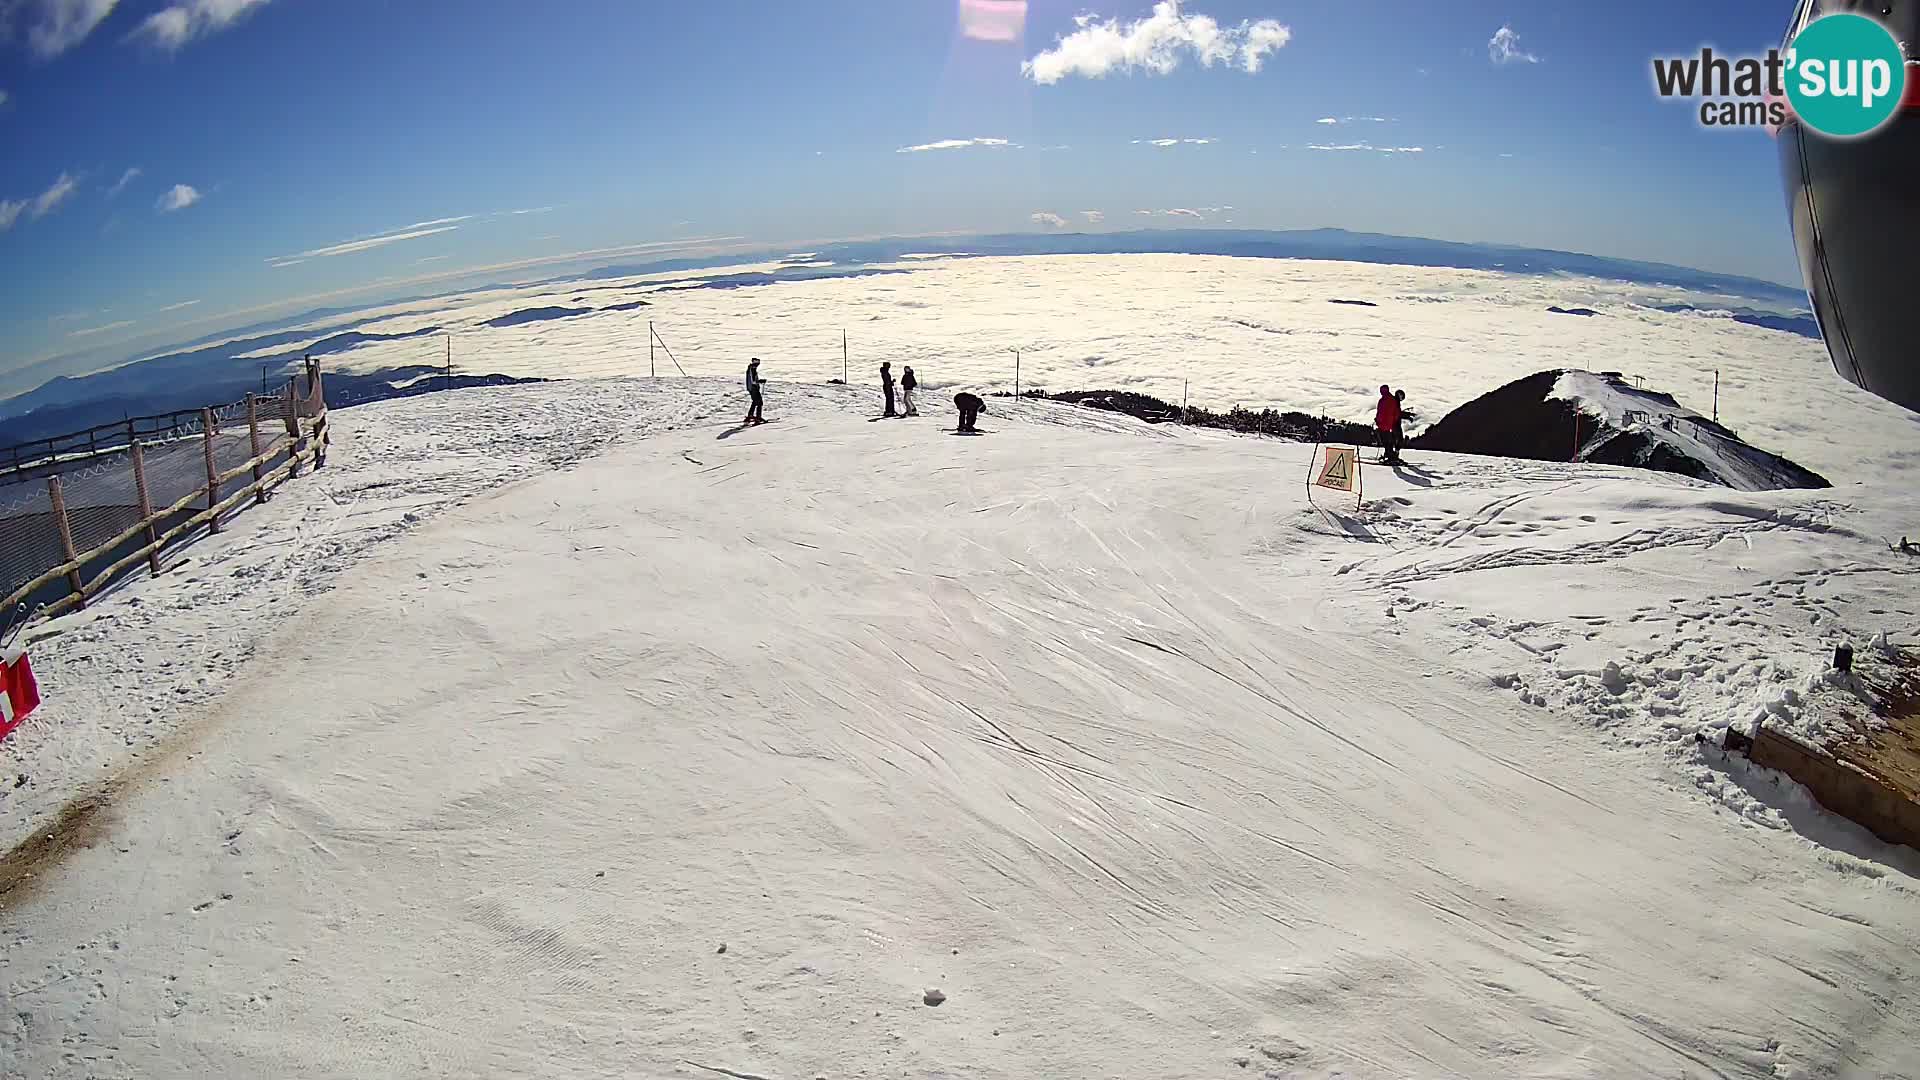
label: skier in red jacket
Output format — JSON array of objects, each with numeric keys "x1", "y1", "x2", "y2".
[{"x1": 1375, "y1": 385, "x2": 1403, "y2": 465}]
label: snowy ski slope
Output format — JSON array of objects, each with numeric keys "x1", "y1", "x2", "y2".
[{"x1": 2, "y1": 379, "x2": 1916, "y2": 1079}]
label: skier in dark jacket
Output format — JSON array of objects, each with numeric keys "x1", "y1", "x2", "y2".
[
  {"x1": 881, "y1": 362, "x2": 897, "y2": 417},
  {"x1": 954, "y1": 391, "x2": 986, "y2": 433},
  {"x1": 1392, "y1": 389, "x2": 1408, "y2": 463},
  {"x1": 745, "y1": 358, "x2": 766, "y2": 424},
  {"x1": 901, "y1": 366, "x2": 919, "y2": 416}
]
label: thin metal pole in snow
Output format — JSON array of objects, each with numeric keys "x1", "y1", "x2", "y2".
[
  {"x1": 649, "y1": 321, "x2": 656, "y2": 379},
  {"x1": 1713, "y1": 369, "x2": 1719, "y2": 423},
  {"x1": 843, "y1": 330, "x2": 848, "y2": 384},
  {"x1": 445, "y1": 334, "x2": 452, "y2": 392},
  {"x1": 1014, "y1": 349, "x2": 1020, "y2": 398},
  {"x1": 650, "y1": 325, "x2": 687, "y2": 377},
  {"x1": 1182, "y1": 380, "x2": 1189, "y2": 424}
]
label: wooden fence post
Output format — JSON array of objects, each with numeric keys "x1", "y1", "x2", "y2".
[
  {"x1": 130, "y1": 440, "x2": 162, "y2": 576},
  {"x1": 246, "y1": 394, "x2": 265, "y2": 502},
  {"x1": 47, "y1": 475, "x2": 84, "y2": 608},
  {"x1": 284, "y1": 378, "x2": 303, "y2": 479},
  {"x1": 307, "y1": 361, "x2": 328, "y2": 468},
  {"x1": 201, "y1": 408, "x2": 221, "y2": 534}
]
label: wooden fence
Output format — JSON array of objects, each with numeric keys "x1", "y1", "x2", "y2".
[
  {"x1": 0, "y1": 361, "x2": 329, "y2": 623},
  {"x1": 0, "y1": 405, "x2": 224, "y2": 481}
]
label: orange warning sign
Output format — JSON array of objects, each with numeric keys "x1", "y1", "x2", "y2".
[{"x1": 1315, "y1": 446, "x2": 1358, "y2": 492}]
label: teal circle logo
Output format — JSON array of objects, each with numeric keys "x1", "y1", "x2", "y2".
[{"x1": 1786, "y1": 13, "x2": 1907, "y2": 138}]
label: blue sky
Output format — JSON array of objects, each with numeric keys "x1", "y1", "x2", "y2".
[{"x1": 1, "y1": 0, "x2": 1804, "y2": 386}]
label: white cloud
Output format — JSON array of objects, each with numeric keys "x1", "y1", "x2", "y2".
[
  {"x1": 403, "y1": 214, "x2": 472, "y2": 229},
  {"x1": 896, "y1": 137, "x2": 1013, "y2": 153},
  {"x1": 69, "y1": 318, "x2": 136, "y2": 338},
  {"x1": 1141, "y1": 137, "x2": 1215, "y2": 148},
  {"x1": 1, "y1": 172, "x2": 87, "y2": 230},
  {"x1": 1489, "y1": 25, "x2": 1539, "y2": 65},
  {"x1": 1164, "y1": 208, "x2": 1204, "y2": 219},
  {"x1": 29, "y1": 172, "x2": 77, "y2": 219},
  {"x1": 1023, "y1": 2, "x2": 1291, "y2": 85},
  {"x1": 1030, "y1": 211, "x2": 1069, "y2": 229},
  {"x1": 10, "y1": 0, "x2": 119, "y2": 58},
  {"x1": 1081, "y1": 210, "x2": 1104, "y2": 224},
  {"x1": 106, "y1": 166, "x2": 142, "y2": 197},
  {"x1": 267, "y1": 224, "x2": 459, "y2": 267},
  {"x1": 132, "y1": 0, "x2": 271, "y2": 50},
  {"x1": 1133, "y1": 209, "x2": 1155, "y2": 216},
  {"x1": 507, "y1": 206, "x2": 553, "y2": 215},
  {"x1": 1318, "y1": 116, "x2": 1395, "y2": 125},
  {"x1": 415, "y1": 254, "x2": 451, "y2": 264},
  {"x1": 155, "y1": 299, "x2": 199, "y2": 312},
  {"x1": 156, "y1": 183, "x2": 201, "y2": 211},
  {"x1": 1308, "y1": 142, "x2": 1425, "y2": 154}
]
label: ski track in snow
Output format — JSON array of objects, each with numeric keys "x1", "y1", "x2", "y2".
[{"x1": 1, "y1": 378, "x2": 1916, "y2": 1079}]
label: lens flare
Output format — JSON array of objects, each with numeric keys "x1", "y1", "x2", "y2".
[{"x1": 959, "y1": 0, "x2": 1025, "y2": 43}]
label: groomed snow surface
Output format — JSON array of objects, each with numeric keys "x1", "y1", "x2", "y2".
[{"x1": 4, "y1": 378, "x2": 1918, "y2": 1079}]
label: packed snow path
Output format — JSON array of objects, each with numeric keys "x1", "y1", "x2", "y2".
[{"x1": 3, "y1": 381, "x2": 1916, "y2": 1079}]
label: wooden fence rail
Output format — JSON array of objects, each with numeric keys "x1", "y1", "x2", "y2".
[{"x1": 0, "y1": 361, "x2": 328, "y2": 621}]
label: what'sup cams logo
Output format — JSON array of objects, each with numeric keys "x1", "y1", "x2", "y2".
[{"x1": 1653, "y1": 12, "x2": 1910, "y2": 138}]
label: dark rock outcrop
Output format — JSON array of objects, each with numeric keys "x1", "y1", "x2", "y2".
[
  {"x1": 1413, "y1": 370, "x2": 1829, "y2": 490},
  {"x1": 1015, "y1": 390, "x2": 1379, "y2": 445},
  {"x1": 484, "y1": 306, "x2": 593, "y2": 328}
]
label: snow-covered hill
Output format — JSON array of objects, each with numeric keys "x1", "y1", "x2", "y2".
[
  {"x1": 3, "y1": 378, "x2": 1916, "y2": 1079},
  {"x1": 1416, "y1": 369, "x2": 1832, "y2": 491}
]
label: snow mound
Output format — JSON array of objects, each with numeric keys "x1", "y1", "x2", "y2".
[{"x1": 1416, "y1": 369, "x2": 1830, "y2": 491}]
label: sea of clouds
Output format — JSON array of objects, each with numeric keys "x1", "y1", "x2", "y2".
[{"x1": 250, "y1": 254, "x2": 1919, "y2": 491}]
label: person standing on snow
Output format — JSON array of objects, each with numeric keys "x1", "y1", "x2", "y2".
[
  {"x1": 1392, "y1": 388, "x2": 1408, "y2": 463},
  {"x1": 901, "y1": 366, "x2": 919, "y2": 416},
  {"x1": 881, "y1": 362, "x2": 898, "y2": 418},
  {"x1": 745, "y1": 358, "x2": 766, "y2": 424},
  {"x1": 1375, "y1": 384, "x2": 1402, "y2": 465}
]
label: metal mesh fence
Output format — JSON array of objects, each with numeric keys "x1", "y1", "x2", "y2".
[
  {"x1": 0, "y1": 482, "x2": 54, "y2": 610},
  {"x1": 0, "y1": 388, "x2": 305, "y2": 613}
]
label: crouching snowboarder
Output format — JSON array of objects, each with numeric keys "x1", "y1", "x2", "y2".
[{"x1": 954, "y1": 392, "x2": 986, "y2": 433}]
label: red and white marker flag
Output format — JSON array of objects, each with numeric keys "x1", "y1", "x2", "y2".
[{"x1": 0, "y1": 647, "x2": 40, "y2": 743}]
